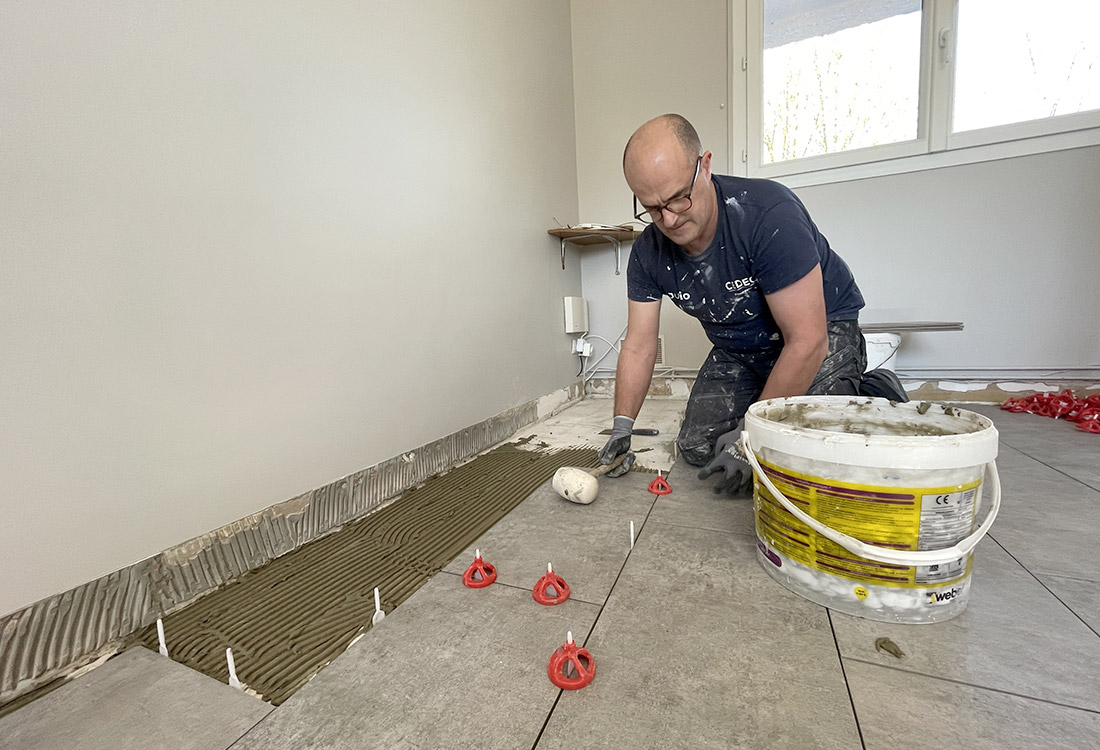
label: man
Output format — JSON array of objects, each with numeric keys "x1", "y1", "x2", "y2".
[{"x1": 599, "y1": 114, "x2": 900, "y2": 495}]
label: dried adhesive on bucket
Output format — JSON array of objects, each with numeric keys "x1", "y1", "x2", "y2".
[{"x1": 755, "y1": 457, "x2": 980, "y2": 588}]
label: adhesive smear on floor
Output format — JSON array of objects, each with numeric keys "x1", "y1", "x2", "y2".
[{"x1": 134, "y1": 441, "x2": 600, "y2": 705}]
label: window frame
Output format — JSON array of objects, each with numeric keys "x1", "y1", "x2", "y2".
[{"x1": 732, "y1": 0, "x2": 1100, "y2": 187}]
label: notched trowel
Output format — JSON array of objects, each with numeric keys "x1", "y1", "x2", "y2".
[{"x1": 552, "y1": 454, "x2": 627, "y2": 505}]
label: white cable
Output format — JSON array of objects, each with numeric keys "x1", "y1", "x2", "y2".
[
  {"x1": 586, "y1": 335, "x2": 620, "y2": 351},
  {"x1": 583, "y1": 348, "x2": 619, "y2": 382},
  {"x1": 583, "y1": 325, "x2": 628, "y2": 383},
  {"x1": 866, "y1": 342, "x2": 901, "y2": 371}
]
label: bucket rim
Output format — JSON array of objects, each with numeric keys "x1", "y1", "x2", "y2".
[{"x1": 743, "y1": 396, "x2": 999, "y2": 469}]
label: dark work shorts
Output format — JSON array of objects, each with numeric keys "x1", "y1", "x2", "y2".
[{"x1": 677, "y1": 319, "x2": 866, "y2": 466}]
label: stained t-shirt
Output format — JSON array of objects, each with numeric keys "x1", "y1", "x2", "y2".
[{"x1": 626, "y1": 174, "x2": 864, "y2": 353}]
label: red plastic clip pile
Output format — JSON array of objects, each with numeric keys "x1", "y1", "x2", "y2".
[{"x1": 1001, "y1": 389, "x2": 1100, "y2": 434}]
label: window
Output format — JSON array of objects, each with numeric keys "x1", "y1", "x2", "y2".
[
  {"x1": 739, "y1": 0, "x2": 1100, "y2": 182},
  {"x1": 952, "y1": 1, "x2": 1100, "y2": 134},
  {"x1": 760, "y1": 1, "x2": 922, "y2": 164}
]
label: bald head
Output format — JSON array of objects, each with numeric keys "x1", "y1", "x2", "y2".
[
  {"x1": 623, "y1": 114, "x2": 701, "y2": 175},
  {"x1": 623, "y1": 114, "x2": 716, "y2": 253}
]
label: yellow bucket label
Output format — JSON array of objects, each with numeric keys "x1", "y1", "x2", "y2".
[{"x1": 754, "y1": 457, "x2": 981, "y2": 588}]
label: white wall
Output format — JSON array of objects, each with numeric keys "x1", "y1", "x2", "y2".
[
  {"x1": 571, "y1": 0, "x2": 730, "y2": 370},
  {"x1": 0, "y1": 1, "x2": 581, "y2": 617},
  {"x1": 570, "y1": 2, "x2": 1100, "y2": 377},
  {"x1": 795, "y1": 148, "x2": 1100, "y2": 372}
]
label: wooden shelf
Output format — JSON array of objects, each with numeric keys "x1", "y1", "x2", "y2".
[{"x1": 548, "y1": 226, "x2": 642, "y2": 274}]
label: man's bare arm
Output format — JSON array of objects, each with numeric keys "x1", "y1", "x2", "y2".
[
  {"x1": 613, "y1": 299, "x2": 662, "y2": 418},
  {"x1": 758, "y1": 265, "x2": 828, "y2": 401}
]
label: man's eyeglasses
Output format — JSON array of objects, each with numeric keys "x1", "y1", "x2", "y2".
[{"x1": 633, "y1": 157, "x2": 701, "y2": 224}]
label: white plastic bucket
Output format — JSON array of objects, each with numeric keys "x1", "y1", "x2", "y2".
[
  {"x1": 862, "y1": 332, "x2": 902, "y2": 372},
  {"x1": 742, "y1": 396, "x2": 1000, "y2": 624}
]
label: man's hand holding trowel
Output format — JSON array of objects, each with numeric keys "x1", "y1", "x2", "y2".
[{"x1": 597, "y1": 415, "x2": 637, "y2": 477}]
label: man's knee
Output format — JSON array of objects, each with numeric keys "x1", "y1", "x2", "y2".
[
  {"x1": 677, "y1": 438, "x2": 713, "y2": 467},
  {"x1": 808, "y1": 321, "x2": 864, "y2": 396}
]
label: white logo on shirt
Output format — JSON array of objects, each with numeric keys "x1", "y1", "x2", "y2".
[{"x1": 725, "y1": 276, "x2": 756, "y2": 292}]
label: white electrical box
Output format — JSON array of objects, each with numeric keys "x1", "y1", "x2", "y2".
[{"x1": 563, "y1": 296, "x2": 589, "y2": 334}]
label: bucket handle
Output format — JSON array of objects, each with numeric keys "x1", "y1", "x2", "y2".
[{"x1": 740, "y1": 432, "x2": 1001, "y2": 567}]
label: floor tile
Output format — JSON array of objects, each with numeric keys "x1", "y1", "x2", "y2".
[
  {"x1": 830, "y1": 538, "x2": 1100, "y2": 712},
  {"x1": 442, "y1": 472, "x2": 658, "y2": 605},
  {"x1": 648, "y1": 455, "x2": 756, "y2": 536},
  {"x1": 231, "y1": 571, "x2": 599, "y2": 750},
  {"x1": 535, "y1": 522, "x2": 861, "y2": 750},
  {"x1": 0, "y1": 648, "x2": 271, "y2": 750},
  {"x1": 984, "y1": 444, "x2": 1100, "y2": 580},
  {"x1": 17, "y1": 396, "x2": 1096, "y2": 748},
  {"x1": 966, "y1": 404, "x2": 1100, "y2": 491},
  {"x1": 1037, "y1": 574, "x2": 1100, "y2": 635},
  {"x1": 846, "y1": 659, "x2": 1100, "y2": 750}
]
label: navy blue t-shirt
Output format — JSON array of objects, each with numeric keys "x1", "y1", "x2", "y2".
[{"x1": 627, "y1": 174, "x2": 864, "y2": 353}]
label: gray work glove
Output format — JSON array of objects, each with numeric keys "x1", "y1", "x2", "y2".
[
  {"x1": 698, "y1": 421, "x2": 753, "y2": 496},
  {"x1": 598, "y1": 415, "x2": 636, "y2": 478}
]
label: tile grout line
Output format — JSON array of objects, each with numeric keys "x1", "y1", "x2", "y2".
[
  {"x1": 528, "y1": 684, "x2": 566, "y2": 750},
  {"x1": 985, "y1": 534, "x2": 1100, "y2": 640},
  {"x1": 225, "y1": 708, "x2": 277, "y2": 750},
  {"x1": 826, "y1": 609, "x2": 867, "y2": 750},
  {"x1": 841, "y1": 655, "x2": 1100, "y2": 716},
  {"x1": 438, "y1": 570, "x2": 606, "y2": 607},
  {"x1": 576, "y1": 489, "x2": 663, "y2": 651},
  {"x1": 646, "y1": 517, "x2": 758, "y2": 538},
  {"x1": 1021, "y1": 571, "x2": 1100, "y2": 585},
  {"x1": 996, "y1": 440, "x2": 1100, "y2": 494},
  {"x1": 529, "y1": 486, "x2": 664, "y2": 749}
]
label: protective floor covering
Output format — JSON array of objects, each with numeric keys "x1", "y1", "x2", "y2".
[{"x1": 132, "y1": 441, "x2": 605, "y2": 705}]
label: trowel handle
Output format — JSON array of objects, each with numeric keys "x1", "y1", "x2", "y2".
[{"x1": 589, "y1": 453, "x2": 627, "y2": 478}]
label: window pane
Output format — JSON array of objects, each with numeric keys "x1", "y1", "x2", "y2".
[
  {"x1": 953, "y1": 1, "x2": 1100, "y2": 133},
  {"x1": 762, "y1": 0, "x2": 922, "y2": 165}
]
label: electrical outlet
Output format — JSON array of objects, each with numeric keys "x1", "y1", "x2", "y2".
[{"x1": 572, "y1": 337, "x2": 586, "y2": 354}]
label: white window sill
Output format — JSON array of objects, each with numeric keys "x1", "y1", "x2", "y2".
[{"x1": 749, "y1": 127, "x2": 1100, "y2": 188}]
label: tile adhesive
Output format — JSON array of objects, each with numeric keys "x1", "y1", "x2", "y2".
[
  {"x1": 742, "y1": 396, "x2": 1000, "y2": 624},
  {"x1": 130, "y1": 441, "x2": 627, "y2": 705}
]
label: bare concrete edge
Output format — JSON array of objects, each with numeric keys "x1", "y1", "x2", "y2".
[
  {"x1": 0, "y1": 381, "x2": 585, "y2": 706},
  {"x1": 902, "y1": 380, "x2": 1099, "y2": 403},
  {"x1": 585, "y1": 375, "x2": 1099, "y2": 402}
]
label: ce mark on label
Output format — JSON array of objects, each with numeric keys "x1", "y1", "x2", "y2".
[{"x1": 922, "y1": 488, "x2": 974, "y2": 512}]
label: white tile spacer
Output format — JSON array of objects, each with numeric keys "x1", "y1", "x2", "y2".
[
  {"x1": 629, "y1": 520, "x2": 635, "y2": 549},
  {"x1": 475, "y1": 548, "x2": 481, "y2": 560},
  {"x1": 372, "y1": 587, "x2": 385, "y2": 626},
  {"x1": 547, "y1": 562, "x2": 554, "y2": 575},
  {"x1": 156, "y1": 618, "x2": 168, "y2": 657},
  {"x1": 226, "y1": 647, "x2": 242, "y2": 689},
  {"x1": 566, "y1": 631, "x2": 574, "y2": 645}
]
